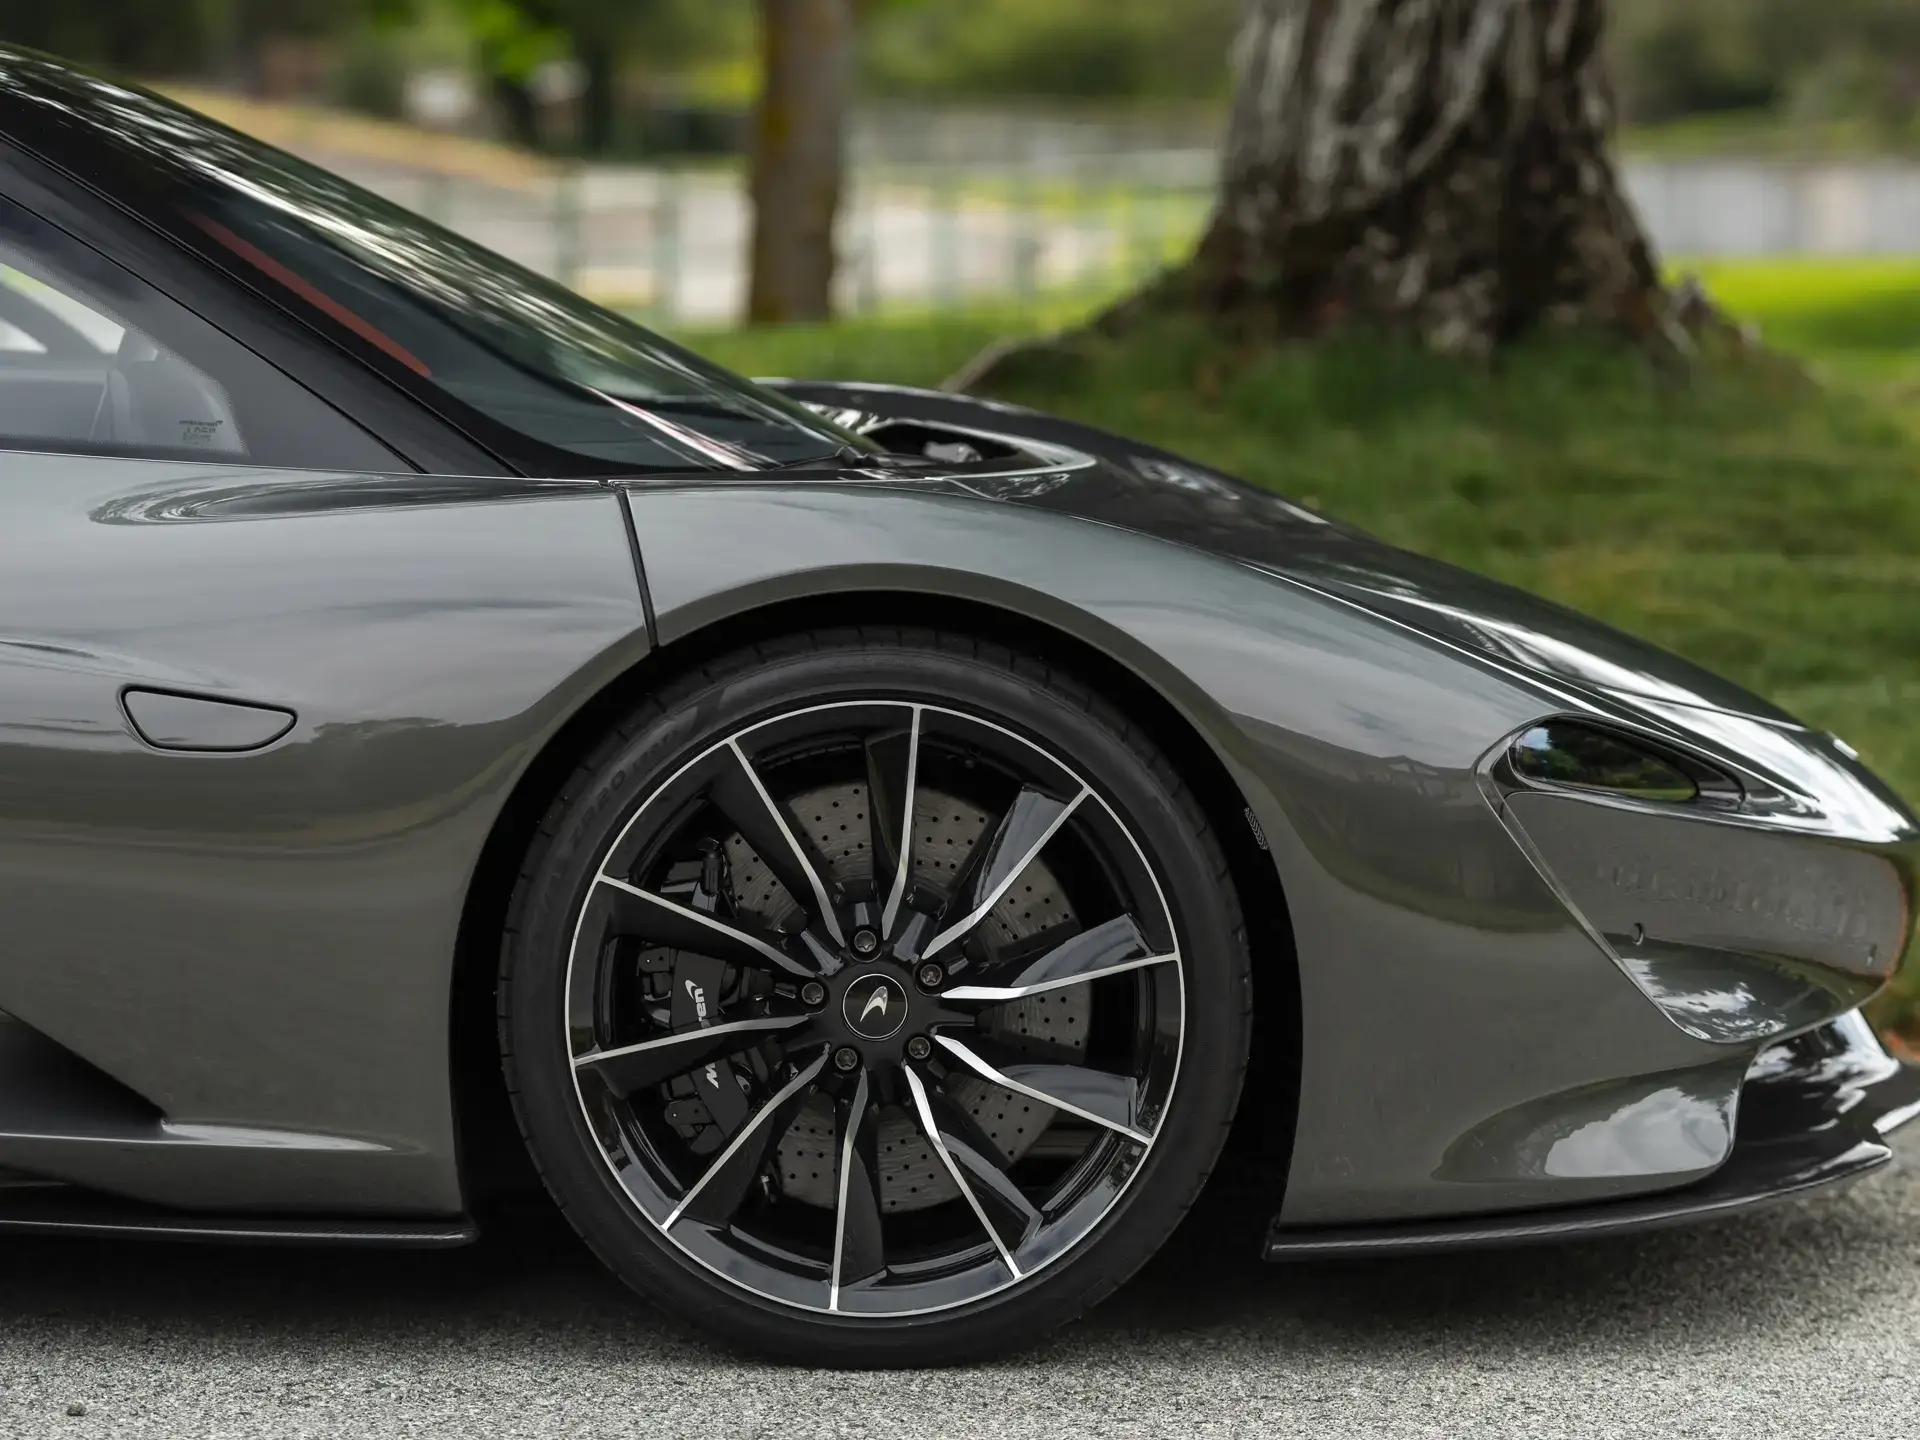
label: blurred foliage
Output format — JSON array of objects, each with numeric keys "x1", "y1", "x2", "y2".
[
  {"x1": 0, "y1": 0, "x2": 368, "y2": 74},
  {"x1": 9, "y1": 0, "x2": 1920, "y2": 143},
  {"x1": 442, "y1": 0, "x2": 568, "y2": 83},
  {"x1": 1614, "y1": 0, "x2": 1920, "y2": 136},
  {"x1": 860, "y1": 0, "x2": 1240, "y2": 101},
  {"x1": 371, "y1": 0, "x2": 739, "y2": 152},
  {"x1": 0, "y1": 0, "x2": 1241, "y2": 107}
]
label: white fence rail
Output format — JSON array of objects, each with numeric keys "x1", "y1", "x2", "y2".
[
  {"x1": 320, "y1": 147, "x2": 1920, "y2": 325},
  {"x1": 1628, "y1": 161, "x2": 1920, "y2": 257}
]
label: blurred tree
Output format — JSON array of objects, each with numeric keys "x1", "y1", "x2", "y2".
[
  {"x1": 1184, "y1": 0, "x2": 1666, "y2": 358},
  {"x1": 962, "y1": 0, "x2": 1680, "y2": 385},
  {"x1": 745, "y1": 0, "x2": 855, "y2": 322},
  {"x1": 435, "y1": 0, "x2": 569, "y2": 148},
  {"x1": 421, "y1": 0, "x2": 729, "y2": 154}
]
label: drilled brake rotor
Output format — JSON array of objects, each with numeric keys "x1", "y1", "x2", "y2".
[{"x1": 723, "y1": 780, "x2": 1087, "y2": 1212}]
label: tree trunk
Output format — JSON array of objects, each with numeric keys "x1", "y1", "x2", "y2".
[
  {"x1": 576, "y1": 31, "x2": 619, "y2": 157},
  {"x1": 746, "y1": 0, "x2": 855, "y2": 324},
  {"x1": 489, "y1": 73, "x2": 543, "y2": 153},
  {"x1": 1193, "y1": 0, "x2": 1666, "y2": 355}
]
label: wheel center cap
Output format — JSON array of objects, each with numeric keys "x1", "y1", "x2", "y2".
[{"x1": 841, "y1": 972, "x2": 908, "y2": 1041}]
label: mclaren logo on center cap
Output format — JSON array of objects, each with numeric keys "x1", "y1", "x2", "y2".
[{"x1": 842, "y1": 973, "x2": 908, "y2": 1041}]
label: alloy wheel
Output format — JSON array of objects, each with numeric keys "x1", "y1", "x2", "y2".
[{"x1": 562, "y1": 700, "x2": 1186, "y2": 1317}]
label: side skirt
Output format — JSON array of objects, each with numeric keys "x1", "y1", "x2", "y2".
[{"x1": 0, "y1": 1185, "x2": 476, "y2": 1247}]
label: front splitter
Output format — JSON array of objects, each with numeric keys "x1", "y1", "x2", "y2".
[{"x1": 1264, "y1": 1013, "x2": 1920, "y2": 1261}]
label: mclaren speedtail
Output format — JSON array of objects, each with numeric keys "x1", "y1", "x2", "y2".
[{"x1": 0, "y1": 49, "x2": 1913, "y2": 1365}]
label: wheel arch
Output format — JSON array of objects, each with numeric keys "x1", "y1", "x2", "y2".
[{"x1": 449, "y1": 589, "x2": 1302, "y2": 1213}]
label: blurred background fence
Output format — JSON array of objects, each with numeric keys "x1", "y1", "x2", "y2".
[
  {"x1": 250, "y1": 92, "x2": 1920, "y2": 324},
  {"x1": 13, "y1": 0, "x2": 1920, "y2": 324}
]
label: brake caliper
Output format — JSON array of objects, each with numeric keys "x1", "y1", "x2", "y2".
[{"x1": 654, "y1": 838, "x2": 766, "y2": 1153}]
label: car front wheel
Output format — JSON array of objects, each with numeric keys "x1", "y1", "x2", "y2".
[{"x1": 499, "y1": 629, "x2": 1251, "y2": 1364}]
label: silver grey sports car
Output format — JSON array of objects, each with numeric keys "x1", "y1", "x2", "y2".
[{"x1": 0, "y1": 48, "x2": 1913, "y2": 1366}]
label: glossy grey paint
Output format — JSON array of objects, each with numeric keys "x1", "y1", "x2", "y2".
[
  {"x1": 639, "y1": 383, "x2": 1920, "y2": 1224},
  {"x1": 763, "y1": 381, "x2": 1807, "y2": 725},
  {"x1": 1266, "y1": 1009, "x2": 1920, "y2": 1256},
  {"x1": 0, "y1": 451, "x2": 648, "y2": 1213},
  {"x1": 0, "y1": 360, "x2": 1904, "y2": 1236},
  {"x1": 1500, "y1": 786, "x2": 1905, "y2": 1042},
  {"x1": 623, "y1": 481, "x2": 1708, "y2": 1222}
]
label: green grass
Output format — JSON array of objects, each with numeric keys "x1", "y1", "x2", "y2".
[
  {"x1": 692, "y1": 260, "x2": 1920, "y2": 1036},
  {"x1": 1686, "y1": 258, "x2": 1920, "y2": 386}
]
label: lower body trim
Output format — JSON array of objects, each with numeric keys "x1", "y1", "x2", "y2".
[
  {"x1": 0, "y1": 1185, "x2": 476, "y2": 1247},
  {"x1": 1266, "y1": 1011, "x2": 1920, "y2": 1261}
]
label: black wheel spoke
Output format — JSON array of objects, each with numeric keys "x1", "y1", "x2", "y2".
[
  {"x1": 865, "y1": 705, "x2": 921, "y2": 939},
  {"x1": 921, "y1": 783, "x2": 1089, "y2": 961},
  {"x1": 942, "y1": 913, "x2": 1176, "y2": 1005},
  {"x1": 669, "y1": 1051, "x2": 830, "y2": 1229},
  {"x1": 902, "y1": 1067, "x2": 1023, "y2": 1279},
  {"x1": 829, "y1": 1070, "x2": 886, "y2": 1306},
  {"x1": 945, "y1": 1135, "x2": 1043, "y2": 1255},
  {"x1": 597, "y1": 874, "x2": 816, "y2": 978},
  {"x1": 934, "y1": 1035, "x2": 1150, "y2": 1144},
  {"x1": 709, "y1": 739, "x2": 846, "y2": 945},
  {"x1": 923, "y1": 1082, "x2": 1043, "y2": 1253},
  {"x1": 575, "y1": 1014, "x2": 811, "y2": 1096}
]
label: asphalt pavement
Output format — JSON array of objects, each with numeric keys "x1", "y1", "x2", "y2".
[{"x1": 1, "y1": 1148, "x2": 1916, "y2": 1439}]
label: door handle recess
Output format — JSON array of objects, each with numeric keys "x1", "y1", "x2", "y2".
[{"x1": 120, "y1": 688, "x2": 296, "y2": 753}]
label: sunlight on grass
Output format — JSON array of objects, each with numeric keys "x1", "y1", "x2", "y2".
[{"x1": 1684, "y1": 258, "x2": 1920, "y2": 386}]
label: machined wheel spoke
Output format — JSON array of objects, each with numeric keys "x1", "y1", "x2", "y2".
[
  {"x1": 943, "y1": 914, "x2": 1176, "y2": 1004},
  {"x1": 923, "y1": 1085, "x2": 1043, "y2": 1254},
  {"x1": 829, "y1": 1070, "x2": 885, "y2": 1309},
  {"x1": 866, "y1": 705, "x2": 922, "y2": 939},
  {"x1": 935, "y1": 1035, "x2": 1151, "y2": 1144},
  {"x1": 668, "y1": 1051, "x2": 829, "y2": 1228},
  {"x1": 574, "y1": 1013, "x2": 810, "y2": 1095},
  {"x1": 596, "y1": 874, "x2": 815, "y2": 978},
  {"x1": 902, "y1": 1066, "x2": 1022, "y2": 1280},
  {"x1": 945, "y1": 1136, "x2": 1043, "y2": 1256},
  {"x1": 711, "y1": 739, "x2": 846, "y2": 946},
  {"x1": 921, "y1": 784, "x2": 1090, "y2": 961}
]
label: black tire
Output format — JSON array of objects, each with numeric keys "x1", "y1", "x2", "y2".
[{"x1": 499, "y1": 628, "x2": 1251, "y2": 1365}]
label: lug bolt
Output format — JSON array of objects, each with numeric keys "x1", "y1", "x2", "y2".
[
  {"x1": 800, "y1": 981, "x2": 827, "y2": 1007},
  {"x1": 851, "y1": 928, "x2": 880, "y2": 957},
  {"x1": 833, "y1": 1046, "x2": 861, "y2": 1072},
  {"x1": 906, "y1": 1035, "x2": 932, "y2": 1061},
  {"x1": 916, "y1": 962, "x2": 944, "y2": 990}
]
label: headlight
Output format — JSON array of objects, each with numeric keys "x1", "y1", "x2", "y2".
[{"x1": 1509, "y1": 721, "x2": 1740, "y2": 806}]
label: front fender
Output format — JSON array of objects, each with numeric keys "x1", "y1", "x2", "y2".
[{"x1": 624, "y1": 480, "x2": 1737, "y2": 1225}]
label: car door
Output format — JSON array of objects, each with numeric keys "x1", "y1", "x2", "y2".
[{"x1": 0, "y1": 190, "x2": 650, "y2": 1217}]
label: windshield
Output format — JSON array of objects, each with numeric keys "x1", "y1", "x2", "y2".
[{"x1": 0, "y1": 50, "x2": 874, "y2": 473}]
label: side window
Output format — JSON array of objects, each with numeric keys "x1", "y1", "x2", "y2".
[{"x1": 0, "y1": 199, "x2": 401, "y2": 472}]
